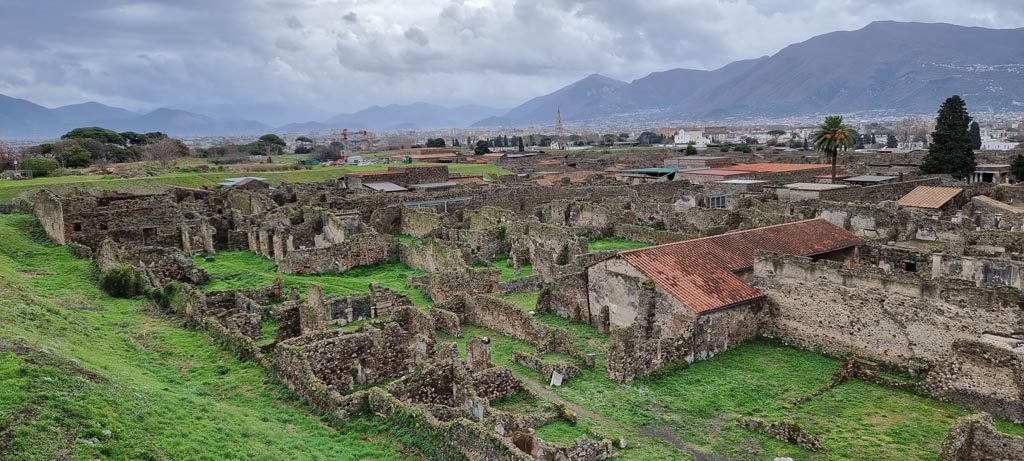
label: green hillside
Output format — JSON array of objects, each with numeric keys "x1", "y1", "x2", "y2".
[{"x1": 0, "y1": 214, "x2": 422, "y2": 461}]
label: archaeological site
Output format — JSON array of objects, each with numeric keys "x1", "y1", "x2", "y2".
[{"x1": 5, "y1": 144, "x2": 1020, "y2": 461}]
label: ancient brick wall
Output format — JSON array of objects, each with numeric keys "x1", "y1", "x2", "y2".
[
  {"x1": 755, "y1": 253, "x2": 1024, "y2": 365},
  {"x1": 460, "y1": 295, "x2": 581, "y2": 358}
]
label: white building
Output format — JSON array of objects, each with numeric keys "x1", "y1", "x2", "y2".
[
  {"x1": 674, "y1": 129, "x2": 711, "y2": 148},
  {"x1": 981, "y1": 141, "x2": 1020, "y2": 151}
]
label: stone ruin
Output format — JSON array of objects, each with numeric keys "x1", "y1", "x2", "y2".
[{"x1": 27, "y1": 156, "x2": 1024, "y2": 458}]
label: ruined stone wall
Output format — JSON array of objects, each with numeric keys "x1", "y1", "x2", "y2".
[
  {"x1": 455, "y1": 295, "x2": 581, "y2": 358},
  {"x1": 754, "y1": 253, "x2": 1024, "y2": 365},
  {"x1": 925, "y1": 338, "x2": 1024, "y2": 423},
  {"x1": 31, "y1": 190, "x2": 65, "y2": 244},
  {"x1": 400, "y1": 207, "x2": 443, "y2": 237},
  {"x1": 817, "y1": 177, "x2": 943, "y2": 202},
  {"x1": 933, "y1": 253, "x2": 1024, "y2": 290},
  {"x1": 401, "y1": 238, "x2": 471, "y2": 272},
  {"x1": 611, "y1": 223, "x2": 691, "y2": 245},
  {"x1": 276, "y1": 233, "x2": 399, "y2": 274},
  {"x1": 426, "y1": 268, "x2": 501, "y2": 303},
  {"x1": 939, "y1": 413, "x2": 1024, "y2": 461},
  {"x1": 537, "y1": 272, "x2": 594, "y2": 326}
]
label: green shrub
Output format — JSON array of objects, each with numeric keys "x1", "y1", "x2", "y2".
[
  {"x1": 20, "y1": 157, "x2": 60, "y2": 177},
  {"x1": 100, "y1": 264, "x2": 144, "y2": 298}
]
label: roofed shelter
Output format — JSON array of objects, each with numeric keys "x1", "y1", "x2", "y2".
[{"x1": 587, "y1": 218, "x2": 863, "y2": 367}]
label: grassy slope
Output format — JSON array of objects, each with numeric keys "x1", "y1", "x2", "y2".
[
  {"x1": 0, "y1": 162, "x2": 512, "y2": 203},
  {"x1": 0, "y1": 215, "x2": 419, "y2": 461}
]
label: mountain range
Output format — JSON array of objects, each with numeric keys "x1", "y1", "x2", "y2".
[
  {"x1": 0, "y1": 96, "x2": 505, "y2": 140},
  {"x1": 475, "y1": 21, "x2": 1024, "y2": 127},
  {"x1": 2, "y1": 21, "x2": 1023, "y2": 140}
]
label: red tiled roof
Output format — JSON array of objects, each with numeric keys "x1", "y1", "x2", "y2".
[
  {"x1": 618, "y1": 219, "x2": 863, "y2": 314},
  {"x1": 680, "y1": 169, "x2": 751, "y2": 176},
  {"x1": 720, "y1": 163, "x2": 831, "y2": 173},
  {"x1": 897, "y1": 186, "x2": 964, "y2": 209}
]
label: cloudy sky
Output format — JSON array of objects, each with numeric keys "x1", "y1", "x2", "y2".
[{"x1": 1, "y1": 0, "x2": 1023, "y2": 125}]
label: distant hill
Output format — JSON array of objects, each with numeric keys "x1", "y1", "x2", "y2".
[
  {"x1": 474, "y1": 21, "x2": 1024, "y2": 127},
  {"x1": 0, "y1": 97, "x2": 270, "y2": 140},
  {"x1": 325, "y1": 103, "x2": 505, "y2": 131},
  {"x1": 473, "y1": 74, "x2": 628, "y2": 127}
]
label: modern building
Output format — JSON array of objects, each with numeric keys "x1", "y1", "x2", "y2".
[{"x1": 674, "y1": 129, "x2": 711, "y2": 148}]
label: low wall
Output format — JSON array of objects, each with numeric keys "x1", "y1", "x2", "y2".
[
  {"x1": 277, "y1": 233, "x2": 399, "y2": 274},
  {"x1": 939, "y1": 413, "x2": 1024, "y2": 461}
]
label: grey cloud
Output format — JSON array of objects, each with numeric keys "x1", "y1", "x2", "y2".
[
  {"x1": 404, "y1": 27, "x2": 430, "y2": 46},
  {"x1": 0, "y1": 0, "x2": 1022, "y2": 124}
]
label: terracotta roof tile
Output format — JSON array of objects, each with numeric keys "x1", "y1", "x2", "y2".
[
  {"x1": 897, "y1": 186, "x2": 964, "y2": 209},
  {"x1": 618, "y1": 219, "x2": 863, "y2": 314},
  {"x1": 680, "y1": 169, "x2": 752, "y2": 176},
  {"x1": 720, "y1": 163, "x2": 831, "y2": 173}
]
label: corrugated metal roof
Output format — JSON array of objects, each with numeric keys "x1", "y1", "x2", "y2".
[
  {"x1": 409, "y1": 182, "x2": 457, "y2": 190},
  {"x1": 897, "y1": 186, "x2": 963, "y2": 209},
  {"x1": 619, "y1": 167, "x2": 680, "y2": 174},
  {"x1": 364, "y1": 182, "x2": 408, "y2": 192},
  {"x1": 618, "y1": 219, "x2": 863, "y2": 314}
]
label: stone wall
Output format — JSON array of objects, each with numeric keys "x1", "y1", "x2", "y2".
[
  {"x1": 400, "y1": 207, "x2": 443, "y2": 238},
  {"x1": 817, "y1": 177, "x2": 943, "y2": 202},
  {"x1": 939, "y1": 413, "x2": 1024, "y2": 461},
  {"x1": 450, "y1": 295, "x2": 582, "y2": 358},
  {"x1": 925, "y1": 337, "x2": 1024, "y2": 423},
  {"x1": 755, "y1": 252, "x2": 1024, "y2": 366},
  {"x1": 401, "y1": 238, "x2": 471, "y2": 272},
  {"x1": 425, "y1": 268, "x2": 502, "y2": 303},
  {"x1": 276, "y1": 233, "x2": 399, "y2": 274}
]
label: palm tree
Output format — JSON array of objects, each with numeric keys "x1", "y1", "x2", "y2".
[{"x1": 812, "y1": 115, "x2": 856, "y2": 182}]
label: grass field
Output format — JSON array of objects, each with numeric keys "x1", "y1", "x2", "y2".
[
  {"x1": 587, "y1": 237, "x2": 651, "y2": 252},
  {"x1": 0, "y1": 215, "x2": 425, "y2": 461},
  {"x1": 0, "y1": 162, "x2": 512, "y2": 203}
]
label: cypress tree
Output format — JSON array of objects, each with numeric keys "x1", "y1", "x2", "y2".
[
  {"x1": 517, "y1": 137, "x2": 525, "y2": 152},
  {"x1": 920, "y1": 95, "x2": 976, "y2": 180},
  {"x1": 969, "y1": 121, "x2": 982, "y2": 150}
]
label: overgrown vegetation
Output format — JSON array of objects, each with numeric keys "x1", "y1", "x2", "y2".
[
  {"x1": 98, "y1": 264, "x2": 144, "y2": 298},
  {"x1": 587, "y1": 237, "x2": 650, "y2": 252},
  {"x1": 194, "y1": 250, "x2": 432, "y2": 306},
  {"x1": 0, "y1": 215, "x2": 422, "y2": 460}
]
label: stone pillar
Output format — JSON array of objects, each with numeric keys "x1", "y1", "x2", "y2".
[
  {"x1": 299, "y1": 284, "x2": 328, "y2": 333},
  {"x1": 273, "y1": 228, "x2": 287, "y2": 262},
  {"x1": 931, "y1": 253, "x2": 944, "y2": 279},
  {"x1": 466, "y1": 336, "x2": 491, "y2": 372},
  {"x1": 180, "y1": 225, "x2": 192, "y2": 255},
  {"x1": 200, "y1": 220, "x2": 216, "y2": 254},
  {"x1": 258, "y1": 228, "x2": 271, "y2": 257}
]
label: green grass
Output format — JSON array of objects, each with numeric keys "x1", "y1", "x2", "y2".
[
  {"x1": 194, "y1": 251, "x2": 432, "y2": 307},
  {"x1": 535, "y1": 420, "x2": 589, "y2": 444},
  {"x1": 0, "y1": 162, "x2": 512, "y2": 203},
  {"x1": 480, "y1": 255, "x2": 533, "y2": 281},
  {"x1": 0, "y1": 214, "x2": 423, "y2": 460},
  {"x1": 587, "y1": 237, "x2": 651, "y2": 252}
]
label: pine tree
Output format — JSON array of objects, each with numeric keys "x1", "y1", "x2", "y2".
[
  {"x1": 921, "y1": 95, "x2": 976, "y2": 180},
  {"x1": 969, "y1": 121, "x2": 982, "y2": 150}
]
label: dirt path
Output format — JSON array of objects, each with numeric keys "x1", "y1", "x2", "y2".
[{"x1": 512, "y1": 371, "x2": 613, "y2": 426}]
